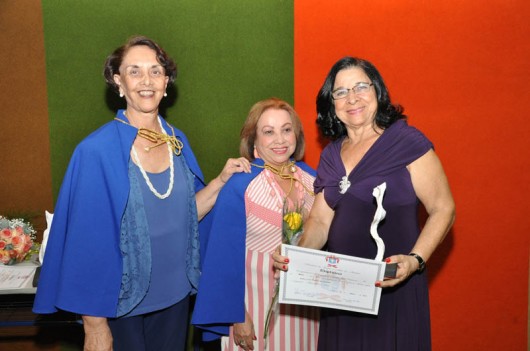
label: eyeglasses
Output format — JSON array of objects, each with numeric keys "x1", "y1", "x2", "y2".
[
  {"x1": 123, "y1": 65, "x2": 165, "y2": 79},
  {"x1": 331, "y1": 82, "x2": 373, "y2": 100}
]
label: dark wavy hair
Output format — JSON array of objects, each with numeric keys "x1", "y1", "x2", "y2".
[
  {"x1": 103, "y1": 36, "x2": 177, "y2": 93},
  {"x1": 316, "y1": 57, "x2": 406, "y2": 140}
]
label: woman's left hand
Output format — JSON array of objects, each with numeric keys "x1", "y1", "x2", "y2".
[
  {"x1": 219, "y1": 157, "x2": 251, "y2": 183},
  {"x1": 196, "y1": 157, "x2": 251, "y2": 220},
  {"x1": 271, "y1": 245, "x2": 290, "y2": 279},
  {"x1": 375, "y1": 255, "x2": 420, "y2": 288}
]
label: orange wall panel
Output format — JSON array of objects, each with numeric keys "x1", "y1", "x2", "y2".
[{"x1": 295, "y1": 1, "x2": 529, "y2": 350}]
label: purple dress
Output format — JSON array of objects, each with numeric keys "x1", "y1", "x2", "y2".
[{"x1": 314, "y1": 120, "x2": 433, "y2": 351}]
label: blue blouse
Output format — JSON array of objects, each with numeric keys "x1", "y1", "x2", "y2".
[{"x1": 126, "y1": 155, "x2": 192, "y2": 317}]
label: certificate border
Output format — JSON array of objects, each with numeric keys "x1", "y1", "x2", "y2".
[{"x1": 279, "y1": 245, "x2": 384, "y2": 315}]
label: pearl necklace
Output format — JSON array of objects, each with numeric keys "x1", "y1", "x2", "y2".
[{"x1": 131, "y1": 117, "x2": 174, "y2": 199}]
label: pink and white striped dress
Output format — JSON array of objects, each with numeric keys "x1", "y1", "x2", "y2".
[{"x1": 221, "y1": 167, "x2": 319, "y2": 351}]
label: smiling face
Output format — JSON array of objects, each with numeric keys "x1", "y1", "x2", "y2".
[
  {"x1": 333, "y1": 66, "x2": 378, "y2": 129},
  {"x1": 113, "y1": 45, "x2": 169, "y2": 116},
  {"x1": 254, "y1": 108, "x2": 297, "y2": 167}
]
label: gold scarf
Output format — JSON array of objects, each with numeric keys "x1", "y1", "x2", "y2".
[
  {"x1": 114, "y1": 117, "x2": 183, "y2": 155},
  {"x1": 251, "y1": 161, "x2": 315, "y2": 197}
]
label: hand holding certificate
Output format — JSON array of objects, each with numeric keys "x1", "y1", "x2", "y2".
[
  {"x1": 279, "y1": 183, "x2": 397, "y2": 315},
  {"x1": 278, "y1": 244, "x2": 386, "y2": 315},
  {"x1": 277, "y1": 182, "x2": 397, "y2": 315}
]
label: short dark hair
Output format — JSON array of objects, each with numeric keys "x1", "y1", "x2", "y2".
[
  {"x1": 103, "y1": 36, "x2": 177, "y2": 93},
  {"x1": 316, "y1": 57, "x2": 406, "y2": 140},
  {"x1": 240, "y1": 98, "x2": 305, "y2": 161}
]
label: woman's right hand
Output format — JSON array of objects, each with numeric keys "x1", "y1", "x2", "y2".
[
  {"x1": 233, "y1": 310, "x2": 256, "y2": 350},
  {"x1": 271, "y1": 245, "x2": 290, "y2": 279},
  {"x1": 82, "y1": 316, "x2": 113, "y2": 351}
]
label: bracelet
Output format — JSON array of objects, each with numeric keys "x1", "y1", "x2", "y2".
[{"x1": 409, "y1": 253, "x2": 426, "y2": 273}]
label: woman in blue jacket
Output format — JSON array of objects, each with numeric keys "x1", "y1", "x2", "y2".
[{"x1": 33, "y1": 36, "x2": 249, "y2": 351}]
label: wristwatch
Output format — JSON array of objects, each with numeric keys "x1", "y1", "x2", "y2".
[{"x1": 409, "y1": 253, "x2": 426, "y2": 273}]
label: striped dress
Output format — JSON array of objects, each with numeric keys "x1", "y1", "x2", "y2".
[{"x1": 221, "y1": 168, "x2": 319, "y2": 351}]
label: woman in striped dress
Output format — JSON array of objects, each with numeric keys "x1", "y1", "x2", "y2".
[{"x1": 192, "y1": 98, "x2": 319, "y2": 351}]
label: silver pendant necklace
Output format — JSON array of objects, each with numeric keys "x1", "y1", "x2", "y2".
[{"x1": 339, "y1": 175, "x2": 351, "y2": 194}]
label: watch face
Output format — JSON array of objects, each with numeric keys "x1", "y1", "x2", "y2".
[
  {"x1": 418, "y1": 261, "x2": 425, "y2": 272},
  {"x1": 410, "y1": 253, "x2": 425, "y2": 272}
]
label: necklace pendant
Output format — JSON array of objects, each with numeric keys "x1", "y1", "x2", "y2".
[
  {"x1": 144, "y1": 147, "x2": 150, "y2": 152},
  {"x1": 339, "y1": 176, "x2": 351, "y2": 194},
  {"x1": 289, "y1": 165, "x2": 297, "y2": 173}
]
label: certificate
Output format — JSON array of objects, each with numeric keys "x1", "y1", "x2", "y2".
[{"x1": 278, "y1": 244, "x2": 385, "y2": 315}]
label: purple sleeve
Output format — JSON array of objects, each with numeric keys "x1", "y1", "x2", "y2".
[{"x1": 314, "y1": 140, "x2": 345, "y2": 208}]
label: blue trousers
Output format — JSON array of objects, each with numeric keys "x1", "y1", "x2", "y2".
[{"x1": 108, "y1": 295, "x2": 190, "y2": 351}]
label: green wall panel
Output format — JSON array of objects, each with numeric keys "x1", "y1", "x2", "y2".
[{"x1": 42, "y1": 0, "x2": 294, "y2": 199}]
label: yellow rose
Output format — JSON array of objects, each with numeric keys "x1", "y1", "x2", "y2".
[{"x1": 283, "y1": 211, "x2": 302, "y2": 232}]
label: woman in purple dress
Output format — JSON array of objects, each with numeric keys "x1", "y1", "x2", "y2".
[{"x1": 273, "y1": 57, "x2": 455, "y2": 350}]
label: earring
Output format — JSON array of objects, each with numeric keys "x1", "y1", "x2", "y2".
[
  {"x1": 164, "y1": 92, "x2": 167, "y2": 97},
  {"x1": 119, "y1": 89, "x2": 124, "y2": 98}
]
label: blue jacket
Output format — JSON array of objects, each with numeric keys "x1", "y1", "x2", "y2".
[
  {"x1": 33, "y1": 110, "x2": 205, "y2": 317},
  {"x1": 191, "y1": 159, "x2": 316, "y2": 341}
]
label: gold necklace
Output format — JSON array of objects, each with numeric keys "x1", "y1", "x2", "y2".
[
  {"x1": 114, "y1": 114, "x2": 184, "y2": 155},
  {"x1": 251, "y1": 161, "x2": 315, "y2": 197}
]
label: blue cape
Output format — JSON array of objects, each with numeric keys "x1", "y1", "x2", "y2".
[
  {"x1": 191, "y1": 159, "x2": 316, "y2": 341},
  {"x1": 33, "y1": 110, "x2": 206, "y2": 317}
]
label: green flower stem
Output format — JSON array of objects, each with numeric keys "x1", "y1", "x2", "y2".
[{"x1": 263, "y1": 283, "x2": 279, "y2": 339}]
